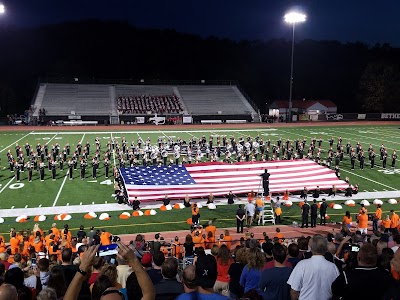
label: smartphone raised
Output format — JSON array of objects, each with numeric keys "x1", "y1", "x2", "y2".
[{"x1": 98, "y1": 244, "x2": 118, "y2": 257}]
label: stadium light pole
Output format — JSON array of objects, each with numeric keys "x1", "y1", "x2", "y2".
[{"x1": 284, "y1": 11, "x2": 306, "y2": 122}]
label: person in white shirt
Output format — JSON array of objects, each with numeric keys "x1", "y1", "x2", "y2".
[
  {"x1": 245, "y1": 201, "x2": 256, "y2": 227},
  {"x1": 287, "y1": 234, "x2": 339, "y2": 300}
]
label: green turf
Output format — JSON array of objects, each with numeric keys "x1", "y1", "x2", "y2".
[{"x1": 0, "y1": 124, "x2": 400, "y2": 236}]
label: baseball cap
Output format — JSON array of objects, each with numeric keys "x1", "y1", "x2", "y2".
[
  {"x1": 195, "y1": 255, "x2": 217, "y2": 288},
  {"x1": 141, "y1": 253, "x2": 152, "y2": 267}
]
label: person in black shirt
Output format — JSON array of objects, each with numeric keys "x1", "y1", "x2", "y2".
[
  {"x1": 77, "y1": 225, "x2": 86, "y2": 239},
  {"x1": 92, "y1": 230, "x2": 101, "y2": 245},
  {"x1": 132, "y1": 197, "x2": 141, "y2": 210},
  {"x1": 227, "y1": 191, "x2": 234, "y2": 204},
  {"x1": 163, "y1": 195, "x2": 170, "y2": 206},
  {"x1": 320, "y1": 198, "x2": 328, "y2": 225},
  {"x1": 310, "y1": 199, "x2": 318, "y2": 228},
  {"x1": 301, "y1": 200, "x2": 310, "y2": 228},
  {"x1": 260, "y1": 169, "x2": 271, "y2": 195},
  {"x1": 236, "y1": 205, "x2": 245, "y2": 233}
]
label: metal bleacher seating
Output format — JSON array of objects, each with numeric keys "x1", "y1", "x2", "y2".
[
  {"x1": 177, "y1": 85, "x2": 257, "y2": 116},
  {"x1": 38, "y1": 83, "x2": 111, "y2": 116}
]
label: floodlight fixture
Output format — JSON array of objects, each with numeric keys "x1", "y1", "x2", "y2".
[
  {"x1": 284, "y1": 12, "x2": 306, "y2": 24},
  {"x1": 284, "y1": 11, "x2": 306, "y2": 122}
]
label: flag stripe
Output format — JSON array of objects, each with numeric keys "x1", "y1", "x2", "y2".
[{"x1": 120, "y1": 160, "x2": 349, "y2": 202}]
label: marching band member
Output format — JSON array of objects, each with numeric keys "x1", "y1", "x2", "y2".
[
  {"x1": 39, "y1": 160, "x2": 45, "y2": 181},
  {"x1": 68, "y1": 158, "x2": 74, "y2": 180}
]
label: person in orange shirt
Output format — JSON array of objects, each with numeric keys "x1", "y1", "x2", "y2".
[
  {"x1": 191, "y1": 204, "x2": 200, "y2": 226},
  {"x1": 9, "y1": 231, "x2": 20, "y2": 254},
  {"x1": 274, "y1": 228, "x2": 284, "y2": 243},
  {"x1": 192, "y1": 230, "x2": 203, "y2": 249},
  {"x1": 357, "y1": 210, "x2": 368, "y2": 235},
  {"x1": 255, "y1": 197, "x2": 264, "y2": 225},
  {"x1": 373, "y1": 204, "x2": 382, "y2": 232},
  {"x1": 205, "y1": 231, "x2": 215, "y2": 249},
  {"x1": 171, "y1": 236, "x2": 182, "y2": 259},
  {"x1": 0, "y1": 236, "x2": 6, "y2": 253},
  {"x1": 33, "y1": 223, "x2": 44, "y2": 236},
  {"x1": 359, "y1": 204, "x2": 368, "y2": 215},
  {"x1": 391, "y1": 210, "x2": 400, "y2": 232},
  {"x1": 343, "y1": 211, "x2": 353, "y2": 229},
  {"x1": 248, "y1": 190, "x2": 255, "y2": 203},
  {"x1": 100, "y1": 229, "x2": 112, "y2": 246},
  {"x1": 51, "y1": 223, "x2": 60, "y2": 242},
  {"x1": 32, "y1": 231, "x2": 44, "y2": 253},
  {"x1": 21, "y1": 236, "x2": 31, "y2": 257},
  {"x1": 205, "y1": 220, "x2": 216, "y2": 244},
  {"x1": 222, "y1": 230, "x2": 232, "y2": 251},
  {"x1": 381, "y1": 215, "x2": 391, "y2": 232}
]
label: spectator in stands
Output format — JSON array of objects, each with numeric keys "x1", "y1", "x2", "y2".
[
  {"x1": 181, "y1": 265, "x2": 197, "y2": 293},
  {"x1": 36, "y1": 288, "x2": 57, "y2": 300},
  {"x1": 183, "y1": 234, "x2": 195, "y2": 259},
  {"x1": 228, "y1": 247, "x2": 247, "y2": 299},
  {"x1": 4, "y1": 267, "x2": 32, "y2": 300},
  {"x1": 331, "y1": 243, "x2": 393, "y2": 299},
  {"x1": 64, "y1": 243, "x2": 155, "y2": 300},
  {"x1": 214, "y1": 244, "x2": 234, "y2": 296},
  {"x1": 0, "y1": 283, "x2": 18, "y2": 300},
  {"x1": 287, "y1": 243, "x2": 300, "y2": 268},
  {"x1": 47, "y1": 267, "x2": 67, "y2": 299},
  {"x1": 91, "y1": 275, "x2": 114, "y2": 300},
  {"x1": 88, "y1": 257, "x2": 104, "y2": 285},
  {"x1": 287, "y1": 235, "x2": 339, "y2": 300},
  {"x1": 176, "y1": 254, "x2": 228, "y2": 300},
  {"x1": 98, "y1": 264, "x2": 122, "y2": 290},
  {"x1": 38, "y1": 258, "x2": 50, "y2": 288},
  {"x1": 240, "y1": 247, "x2": 265, "y2": 295},
  {"x1": 259, "y1": 243, "x2": 292, "y2": 300},
  {"x1": 154, "y1": 257, "x2": 184, "y2": 299},
  {"x1": 147, "y1": 251, "x2": 164, "y2": 285}
]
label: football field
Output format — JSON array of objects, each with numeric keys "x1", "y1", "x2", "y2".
[{"x1": 0, "y1": 123, "x2": 399, "y2": 237}]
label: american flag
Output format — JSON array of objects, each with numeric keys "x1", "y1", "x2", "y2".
[{"x1": 120, "y1": 159, "x2": 349, "y2": 202}]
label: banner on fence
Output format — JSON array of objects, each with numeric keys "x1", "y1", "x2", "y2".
[
  {"x1": 357, "y1": 114, "x2": 366, "y2": 120},
  {"x1": 136, "y1": 117, "x2": 145, "y2": 124},
  {"x1": 381, "y1": 113, "x2": 400, "y2": 119},
  {"x1": 183, "y1": 116, "x2": 193, "y2": 124}
]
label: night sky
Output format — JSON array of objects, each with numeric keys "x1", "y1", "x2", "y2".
[{"x1": 3, "y1": 0, "x2": 400, "y2": 46}]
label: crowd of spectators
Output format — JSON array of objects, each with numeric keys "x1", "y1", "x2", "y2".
[
  {"x1": 116, "y1": 94, "x2": 184, "y2": 114},
  {"x1": 2, "y1": 219, "x2": 400, "y2": 300}
]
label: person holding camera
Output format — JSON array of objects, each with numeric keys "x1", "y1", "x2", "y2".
[{"x1": 331, "y1": 243, "x2": 393, "y2": 300}]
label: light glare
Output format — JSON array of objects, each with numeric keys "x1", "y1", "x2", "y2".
[
  {"x1": 0, "y1": 4, "x2": 5, "y2": 14},
  {"x1": 284, "y1": 12, "x2": 306, "y2": 24}
]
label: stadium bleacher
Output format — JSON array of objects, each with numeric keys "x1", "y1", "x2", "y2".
[{"x1": 33, "y1": 82, "x2": 259, "y2": 121}]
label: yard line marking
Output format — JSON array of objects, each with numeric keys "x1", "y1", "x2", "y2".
[
  {"x1": 52, "y1": 133, "x2": 85, "y2": 207},
  {"x1": 52, "y1": 175, "x2": 68, "y2": 207},
  {"x1": 363, "y1": 190, "x2": 369, "y2": 192},
  {"x1": 373, "y1": 189, "x2": 379, "y2": 192},
  {"x1": 0, "y1": 177, "x2": 14, "y2": 194},
  {"x1": 340, "y1": 167, "x2": 397, "y2": 190},
  {"x1": 383, "y1": 189, "x2": 389, "y2": 191},
  {"x1": 0, "y1": 132, "x2": 33, "y2": 153},
  {"x1": 111, "y1": 132, "x2": 117, "y2": 166}
]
